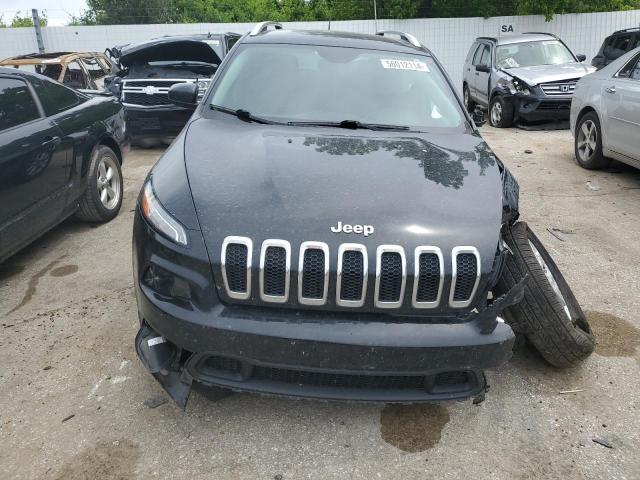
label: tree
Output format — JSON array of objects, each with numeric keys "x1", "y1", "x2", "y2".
[{"x1": 9, "y1": 10, "x2": 48, "y2": 27}]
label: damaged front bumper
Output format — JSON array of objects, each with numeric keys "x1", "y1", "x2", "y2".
[{"x1": 134, "y1": 278, "x2": 526, "y2": 409}]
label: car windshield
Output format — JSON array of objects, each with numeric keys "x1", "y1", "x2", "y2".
[
  {"x1": 209, "y1": 44, "x2": 464, "y2": 130},
  {"x1": 496, "y1": 40, "x2": 575, "y2": 69}
]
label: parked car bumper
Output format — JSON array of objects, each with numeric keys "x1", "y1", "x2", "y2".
[
  {"x1": 512, "y1": 95, "x2": 572, "y2": 122},
  {"x1": 125, "y1": 106, "x2": 194, "y2": 144},
  {"x1": 135, "y1": 277, "x2": 515, "y2": 408}
]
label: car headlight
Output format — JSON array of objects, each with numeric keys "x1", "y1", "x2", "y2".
[
  {"x1": 140, "y1": 179, "x2": 189, "y2": 246},
  {"x1": 498, "y1": 77, "x2": 531, "y2": 96}
]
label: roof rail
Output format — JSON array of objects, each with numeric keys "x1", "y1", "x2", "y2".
[
  {"x1": 613, "y1": 27, "x2": 640, "y2": 34},
  {"x1": 249, "y1": 21, "x2": 283, "y2": 36},
  {"x1": 375, "y1": 31, "x2": 421, "y2": 48},
  {"x1": 522, "y1": 31, "x2": 558, "y2": 39}
]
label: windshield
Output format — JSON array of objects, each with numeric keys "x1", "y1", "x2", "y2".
[
  {"x1": 209, "y1": 44, "x2": 464, "y2": 130},
  {"x1": 496, "y1": 40, "x2": 575, "y2": 69}
]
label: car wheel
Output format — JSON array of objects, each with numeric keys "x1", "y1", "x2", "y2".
[
  {"x1": 75, "y1": 145, "x2": 123, "y2": 222},
  {"x1": 574, "y1": 111, "x2": 609, "y2": 169},
  {"x1": 495, "y1": 222, "x2": 595, "y2": 368},
  {"x1": 463, "y1": 85, "x2": 476, "y2": 113},
  {"x1": 489, "y1": 96, "x2": 514, "y2": 128}
]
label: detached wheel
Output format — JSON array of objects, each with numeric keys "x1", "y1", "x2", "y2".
[
  {"x1": 463, "y1": 84, "x2": 476, "y2": 113},
  {"x1": 489, "y1": 96, "x2": 514, "y2": 128},
  {"x1": 75, "y1": 145, "x2": 123, "y2": 222},
  {"x1": 496, "y1": 222, "x2": 595, "y2": 367},
  {"x1": 574, "y1": 112, "x2": 609, "y2": 170}
]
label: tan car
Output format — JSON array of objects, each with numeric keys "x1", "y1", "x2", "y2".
[{"x1": 0, "y1": 51, "x2": 114, "y2": 91}]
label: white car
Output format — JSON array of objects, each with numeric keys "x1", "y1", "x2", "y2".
[{"x1": 570, "y1": 46, "x2": 640, "y2": 169}]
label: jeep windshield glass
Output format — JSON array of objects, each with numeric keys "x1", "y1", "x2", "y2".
[
  {"x1": 496, "y1": 40, "x2": 575, "y2": 69},
  {"x1": 209, "y1": 44, "x2": 464, "y2": 130}
]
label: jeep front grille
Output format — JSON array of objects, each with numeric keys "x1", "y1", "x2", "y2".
[
  {"x1": 259, "y1": 240, "x2": 290, "y2": 303},
  {"x1": 298, "y1": 242, "x2": 329, "y2": 305},
  {"x1": 221, "y1": 237, "x2": 252, "y2": 300},
  {"x1": 449, "y1": 247, "x2": 481, "y2": 308},
  {"x1": 375, "y1": 246, "x2": 406, "y2": 308},
  {"x1": 540, "y1": 79, "x2": 578, "y2": 96},
  {"x1": 220, "y1": 238, "x2": 481, "y2": 310},
  {"x1": 412, "y1": 247, "x2": 444, "y2": 308}
]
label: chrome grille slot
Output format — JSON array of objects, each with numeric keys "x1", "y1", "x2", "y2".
[
  {"x1": 298, "y1": 241, "x2": 329, "y2": 305},
  {"x1": 260, "y1": 240, "x2": 291, "y2": 303},
  {"x1": 412, "y1": 247, "x2": 444, "y2": 308},
  {"x1": 336, "y1": 244, "x2": 367, "y2": 307},
  {"x1": 221, "y1": 236, "x2": 252, "y2": 300},
  {"x1": 374, "y1": 246, "x2": 406, "y2": 309},
  {"x1": 540, "y1": 79, "x2": 578, "y2": 96},
  {"x1": 449, "y1": 247, "x2": 481, "y2": 308}
]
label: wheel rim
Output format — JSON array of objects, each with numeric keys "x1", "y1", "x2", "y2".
[
  {"x1": 528, "y1": 240, "x2": 572, "y2": 321},
  {"x1": 97, "y1": 156, "x2": 121, "y2": 210},
  {"x1": 576, "y1": 120, "x2": 597, "y2": 162},
  {"x1": 491, "y1": 102, "x2": 502, "y2": 125}
]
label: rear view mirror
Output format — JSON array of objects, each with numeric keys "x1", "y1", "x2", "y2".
[
  {"x1": 472, "y1": 106, "x2": 486, "y2": 127},
  {"x1": 168, "y1": 83, "x2": 199, "y2": 108},
  {"x1": 475, "y1": 64, "x2": 490, "y2": 73},
  {"x1": 576, "y1": 54, "x2": 586, "y2": 62}
]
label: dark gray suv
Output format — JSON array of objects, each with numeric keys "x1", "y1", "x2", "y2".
[
  {"x1": 132, "y1": 23, "x2": 595, "y2": 408},
  {"x1": 463, "y1": 33, "x2": 594, "y2": 127}
]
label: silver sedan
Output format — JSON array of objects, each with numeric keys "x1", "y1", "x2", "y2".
[{"x1": 570, "y1": 46, "x2": 640, "y2": 170}]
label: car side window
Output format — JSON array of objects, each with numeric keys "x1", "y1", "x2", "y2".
[
  {"x1": 631, "y1": 58, "x2": 640, "y2": 80},
  {"x1": 633, "y1": 35, "x2": 640, "y2": 50},
  {"x1": 226, "y1": 36, "x2": 239, "y2": 52},
  {"x1": 480, "y1": 45, "x2": 491, "y2": 67},
  {"x1": 31, "y1": 77, "x2": 82, "y2": 115},
  {"x1": 607, "y1": 34, "x2": 633, "y2": 60},
  {"x1": 466, "y1": 42, "x2": 478, "y2": 63},
  {"x1": 617, "y1": 53, "x2": 640, "y2": 78},
  {"x1": 0, "y1": 77, "x2": 41, "y2": 131},
  {"x1": 81, "y1": 57, "x2": 107, "y2": 88},
  {"x1": 63, "y1": 60, "x2": 88, "y2": 89},
  {"x1": 473, "y1": 45, "x2": 487, "y2": 66}
]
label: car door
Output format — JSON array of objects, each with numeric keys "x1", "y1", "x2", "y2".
[
  {"x1": 472, "y1": 43, "x2": 492, "y2": 106},
  {"x1": 0, "y1": 76, "x2": 69, "y2": 259},
  {"x1": 602, "y1": 53, "x2": 640, "y2": 161}
]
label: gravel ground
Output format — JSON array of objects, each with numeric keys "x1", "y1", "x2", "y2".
[{"x1": 1, "y1": 127, "x2": 639, "y2": 480}]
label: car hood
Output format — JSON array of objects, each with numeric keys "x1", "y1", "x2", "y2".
[
  {"x1": 113, "y1": 37, "x2": 221, "y2": 67},
  {"x1": 183, "y1": 117, "x2": 503, "y2": 282},
  {"x1": 503, "y1": 62, "x2": 595, "y2": 85}
]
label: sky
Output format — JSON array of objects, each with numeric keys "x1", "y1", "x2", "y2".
[{"x1": 0, "y1": 0, "x2": 88, "y2": 26}]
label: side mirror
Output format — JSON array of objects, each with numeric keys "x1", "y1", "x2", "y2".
[
  {"x1": 168, "y1": 83, "x2": 198, "y2": 108},
  {"x1": 576, "y1": 54, "x2": 586, "y2": 62},
  {"x1": 472, "y1": 106, "x2": 486, "y2": 127},
  {"x1": 475, "y1": 64, "x2": 490, "y2": 73}
]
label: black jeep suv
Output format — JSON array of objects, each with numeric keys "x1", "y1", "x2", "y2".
[{"x1": 132, "y1": 23, "x2": 595, "y2": 408}]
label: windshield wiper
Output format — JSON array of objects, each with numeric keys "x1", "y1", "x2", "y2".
[
  {"x1": 210, "y1": 105, "x2": 277, "y2": 124},
  {"x1": 287, "y1": 119, "x2": 410, "y2": 131}
]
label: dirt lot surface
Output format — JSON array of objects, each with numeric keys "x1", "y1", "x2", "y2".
[{"x1": 1, "y1": 127, "x2": 639, "y2": 479}]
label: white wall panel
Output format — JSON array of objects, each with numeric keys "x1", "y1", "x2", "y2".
[{"x1": 1, "y1": 10, "x2": 639, "y2": 92}]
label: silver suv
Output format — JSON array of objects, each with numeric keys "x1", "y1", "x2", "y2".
[{"x1": 463, "y1": 33, "x2": 594, "y2": 127}]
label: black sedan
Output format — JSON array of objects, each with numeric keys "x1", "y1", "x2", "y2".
[{"x1": 0, "y1": 67, "x2": 129, "y2": 262}]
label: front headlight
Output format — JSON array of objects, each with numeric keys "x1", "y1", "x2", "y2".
[
  {"x1": 140, "y1": 179, "x2": 189, "y2": 246},
  {"x1": 498, "y1": 77, "x2": 531, "y2": 96}
]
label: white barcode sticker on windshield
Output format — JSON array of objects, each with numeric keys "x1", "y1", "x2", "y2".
[{"x1": 380, "y1": 59, "x2": 429, "y2": 72}]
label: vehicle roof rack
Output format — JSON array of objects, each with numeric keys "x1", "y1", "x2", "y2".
[
  {"x1": 613, "y1": 27, "x2": 640, "y2": 34},
  {"x1": 375, "y1": 31, "x2": 421, "y2": 48},
  {"x1": 522, "y1": 31, "x2": 558, "y2": 39},
  {"x1": 249, "y1": 21, "x2": 283, "y2": 36}
]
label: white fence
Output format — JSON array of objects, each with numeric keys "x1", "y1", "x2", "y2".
[{"x1": 1, "y1": 10, "x2": 640, "y2": 89}]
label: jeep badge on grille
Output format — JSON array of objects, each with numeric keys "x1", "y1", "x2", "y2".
[{"x1": 331, "y1": 221, "x2": 374, "y2": 236}]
